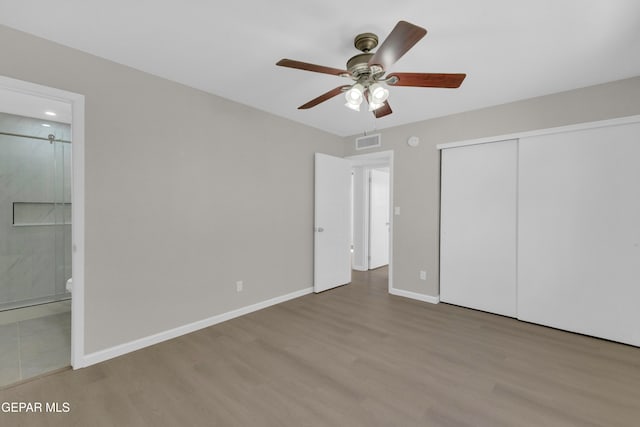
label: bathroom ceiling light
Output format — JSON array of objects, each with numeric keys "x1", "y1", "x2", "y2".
[
  {"x1": 45, "y1": 111, "x2": 57, "y2": 116},
  {"x1": 41, "y1": 123, "x2": 51, "y2": 127}
]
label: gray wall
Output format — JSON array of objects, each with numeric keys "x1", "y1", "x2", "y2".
[
  {"x1": 0, "y1": 25, "x2": 343, "y2": 354},
  {"x1": 343, "y1": 76, "x2": 640, "y2": 297},
  {"x1": 0, "y1": 113, "x2": 71, "y2": 308}
]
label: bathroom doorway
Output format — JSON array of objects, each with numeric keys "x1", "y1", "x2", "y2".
[{"x1": 0, "y1": 87, "x2": 74, "y2": 386}]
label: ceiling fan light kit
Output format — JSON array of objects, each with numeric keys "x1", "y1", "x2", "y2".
[
  {"x1": 344, "y1": 83, "x2": 365, "y2": 111},
  {"x1": 344, "y1": 101, "x2": 361, "y2": 111},
  {"x1": 276, "y1": 21, "x2": 466, "y2": 118},
  {"x1": 368, "y1": 102, "x2": 384, "y2": 112},
  {"x1": 368, "y1": 82, "x2": 389, "y2": 104}
]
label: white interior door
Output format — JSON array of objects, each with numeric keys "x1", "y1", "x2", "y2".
[
  {"x1": 440, "y1": 140, "x2": 518, "y2": 317},
  {"x1": 369, "y1": 168, "x2": 389, "y2": 269},
  {"x1": 314, "y1": 153, "x2": 352, "y2": 293}
]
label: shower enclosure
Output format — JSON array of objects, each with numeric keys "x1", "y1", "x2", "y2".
[{"x1": 0, "y1": 112, "x2": 71, "y2": 311}]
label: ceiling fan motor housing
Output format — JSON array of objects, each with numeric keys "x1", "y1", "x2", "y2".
[{"x1": 346, "y1": 53, "x2": 374, "y2": 77}]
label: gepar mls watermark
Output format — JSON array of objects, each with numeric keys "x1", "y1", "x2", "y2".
[{"x1": 1, "y1": 401, "x2": 70, "y2": 413}]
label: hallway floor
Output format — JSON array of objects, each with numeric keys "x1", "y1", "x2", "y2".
[{"x1": 0, "y1": 300, "x2": 70, "y2": 387}]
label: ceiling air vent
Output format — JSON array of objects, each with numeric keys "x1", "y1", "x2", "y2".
[{"x1": 355, "y1": 134, "x2": 381, "y2": 150}]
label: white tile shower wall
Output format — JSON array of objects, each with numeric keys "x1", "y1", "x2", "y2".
[{"x1": 0, "y1": 112, "x2": 71, "y2": 307}]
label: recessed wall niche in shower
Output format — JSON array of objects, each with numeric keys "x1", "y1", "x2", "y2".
[{"x1": 0, "y1": 112, "x2": 71, "y2": 311}]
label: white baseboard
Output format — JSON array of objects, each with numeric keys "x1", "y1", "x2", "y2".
[
  {"x1": 80, "y1": 286, "x2": 313, "y2": 368},
  {"x1": 389, "y1": 287, "x2": 440, "y2": 304},
  {"x1": 352, "y1": 264, "x2": 367, "y2": 271}
]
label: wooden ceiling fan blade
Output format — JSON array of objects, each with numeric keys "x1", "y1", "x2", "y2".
[
  {"x1": 276, "y1": 59, "x2": 349, "y2": 76},
  {"x1": 298, "y1": 85, "x2": 351, "y2": 109},
  {"x1": 373, "y1": 101, "x2": 392, "y2": 118},
  {"x1": 368, "y1": 21, "x2": 427, "y2": 70},
  {"x1": 387, "y1": 73, "x2": 466, "y2": 88}
]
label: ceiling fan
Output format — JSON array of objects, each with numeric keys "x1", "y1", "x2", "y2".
[{"x1": 276, "y1": 21, "x2": 466, "y2": 118}]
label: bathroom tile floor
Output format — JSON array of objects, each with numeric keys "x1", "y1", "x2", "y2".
[{"x1": 0, "y1": 300, "x2": 70, "y2": 387}]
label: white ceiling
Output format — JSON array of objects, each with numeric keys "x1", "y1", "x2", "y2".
[
  {"x1": 0, "y1": 88, "x2": 72, "y2": 123},
  {"x1": 1, "y1": 0, "x2": 639, "y2": 136}
]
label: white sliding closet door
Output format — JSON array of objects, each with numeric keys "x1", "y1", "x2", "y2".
[
  {"x1": 518, "y1": 123, "x2": 640, "y2": 346},
  {"x1": 440, "y1": 140, "x2": 518, "y2": 317}
]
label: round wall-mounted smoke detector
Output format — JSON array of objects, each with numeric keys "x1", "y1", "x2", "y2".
[{"x1": 407, "y1": 136, "x2": 420, "y2": 147}]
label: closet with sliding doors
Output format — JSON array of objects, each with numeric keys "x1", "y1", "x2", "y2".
[{"x1": 439, "y1": 117, "x2": 640, "y2": 347}]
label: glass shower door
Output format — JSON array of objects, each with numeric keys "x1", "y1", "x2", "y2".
[{"x1": 0, "y1": 113, "x2": 71, "y2": 311}]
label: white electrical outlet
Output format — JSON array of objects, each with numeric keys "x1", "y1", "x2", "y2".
[
  {"x1": 236, "y1": 281, "x2": 243, "y2": 292},
  {"x1": 419, "y1": 271, "x2": 427, "y2": 281}
]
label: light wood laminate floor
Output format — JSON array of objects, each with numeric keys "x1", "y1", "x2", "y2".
[{"x1": 1, "y1": 267, "x2": 639, "y2": 426}]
